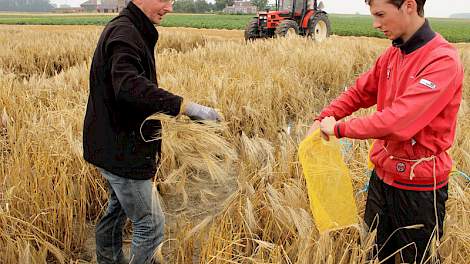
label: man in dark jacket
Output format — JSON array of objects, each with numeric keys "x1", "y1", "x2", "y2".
[{"x1": 83, "y1": 0, "x2": 220, "y2": 263}]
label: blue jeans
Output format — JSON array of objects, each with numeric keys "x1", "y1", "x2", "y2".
[{"x1": 96, "y1": 168, "x2": 165, "y2": 264}]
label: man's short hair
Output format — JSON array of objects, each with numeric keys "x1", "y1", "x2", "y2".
[{"x1": 365, "y1": 0, "x2": 426, "y2": 17}]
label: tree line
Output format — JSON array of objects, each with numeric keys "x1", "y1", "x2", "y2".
[
  {"x1": 0, "y1": 0, "x2": 267, "y2": 13},
  {"x1": 0, "y1": 0, "x2": 54, "y2": 12},
  {"x1": 174, "y1": 0, "x2": 267, "y2": 14}
]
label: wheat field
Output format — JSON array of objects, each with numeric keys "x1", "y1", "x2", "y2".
[{"x1": 0, "y1": 25, "x2": 469, "y2": 263}]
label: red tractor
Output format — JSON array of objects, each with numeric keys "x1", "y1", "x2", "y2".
[{"x1": 244, "y1": 0, "x2": 331, "y2": 41}]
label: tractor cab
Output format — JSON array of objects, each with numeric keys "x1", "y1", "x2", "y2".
[{"x1": 244, "y1": 0, "x2": 331, "y2": 41}]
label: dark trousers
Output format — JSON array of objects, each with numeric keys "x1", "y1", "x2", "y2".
[{"x1": 364, "y1": 171, "x2": 448, "y2": 264}]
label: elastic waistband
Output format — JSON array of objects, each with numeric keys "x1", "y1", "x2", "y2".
[
  {"x1": 393, "y1": 179, "x2": 448, "y2": 189},
  {"x1": 375, "y1": 167, "x2": 449, "y2": 191}
]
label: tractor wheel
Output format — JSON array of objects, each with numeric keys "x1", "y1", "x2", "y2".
[
  {"x1": 308, "y1": 12, "x2": 331, "y2": 42},
  {"x1": 274, "y1": 20, "x2": 299, "y2": 38},
  {"x1": 244, "y1": 18, "x2": 259, "y2": 41}
]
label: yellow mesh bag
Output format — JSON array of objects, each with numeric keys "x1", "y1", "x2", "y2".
[{"x1": 298, "y1": 129, "x2": 358, "y2": 233}]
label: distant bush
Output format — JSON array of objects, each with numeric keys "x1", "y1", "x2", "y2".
[{"x1": 450, "y1": 13, "x2": 470, "y2": 19}]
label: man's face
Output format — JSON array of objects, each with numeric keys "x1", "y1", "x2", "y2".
[
  {"x1": 369, "y1": 0, "x2": 410, "y2": 40},
  {"x1": 142, "y1": 0, "x2": 173, "y2": 25}
]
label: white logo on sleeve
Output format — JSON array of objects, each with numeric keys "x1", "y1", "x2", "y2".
[{"x1": 419, "y1": 79, "x2": 437, "y2": 89}]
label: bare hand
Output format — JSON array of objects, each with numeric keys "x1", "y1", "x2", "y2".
[
  {"x1": 306, "y1": 120, "x2": 320, "y2": 138},
  {"x1": 320, "y1": 116, "x2": 337, "y2": 141},
  {"x1": 306, "y1": 120, "x2": 330, "y2": 141}
]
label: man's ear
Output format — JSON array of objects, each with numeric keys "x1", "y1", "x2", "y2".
[{"x1": 402, "y1": 0, "x2": 418, "y2": 15}]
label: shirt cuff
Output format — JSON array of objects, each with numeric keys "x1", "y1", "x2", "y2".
[{"x1": 334, "y1": 123, "x2": 345, "y2": 138}]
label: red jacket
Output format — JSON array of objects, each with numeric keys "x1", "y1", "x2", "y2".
[{"x1": 316, "y1": 33, "x2": 463, "y2": 191}]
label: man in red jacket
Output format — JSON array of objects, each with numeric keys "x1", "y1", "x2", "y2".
[{"x1": 308, "y1": 0, "x2": 463, "y2": 263}]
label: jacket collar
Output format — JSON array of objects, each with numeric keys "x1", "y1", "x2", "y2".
[
  {"x1": 120, "y1": 1, "x2": 159, "y2": 48},
  {"x1": 392, "y1": 19, "x2": 436, "y2": 55}
]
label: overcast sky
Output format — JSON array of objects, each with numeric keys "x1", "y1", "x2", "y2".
[{"x1": 50, "y1": 0, "x2": 470, "y2": 18}]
